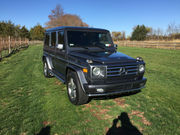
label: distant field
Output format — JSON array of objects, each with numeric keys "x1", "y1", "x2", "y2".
[{"x1": 0, "y1": 45, "x2": 180, "y2": 135}]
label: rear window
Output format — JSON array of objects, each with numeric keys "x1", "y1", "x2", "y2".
[
  {"x1": 45, "y1": 33, "x2": 50, "y2": 46},
  {"x1": 58, "y1": 31, "x2": 64, "y2": 44},
  {"x1": 51, "y1": 32, "x2": 56, "y2": 46}
]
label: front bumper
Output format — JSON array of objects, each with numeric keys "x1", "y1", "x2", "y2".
[{"x1": 84, "y1": 78, "x2": 147, "y2": 97}]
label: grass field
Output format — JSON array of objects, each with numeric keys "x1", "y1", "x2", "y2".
[{"x1": 0, "y1": 44, "x2": 180, "y2": 135}]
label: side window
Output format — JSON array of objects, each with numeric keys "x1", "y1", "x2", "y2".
[
  {"x1": 99, "y1": 33, "x2": 108, "y2": 44},
  {"x1": 45, "y1": 33, "x2": 50, "y2": 46},
  {"x1": 51, "y1": 32, "x2": 56, "y2": 46},
  {"x1": 58, "y1": 31, "x2": 64, "y2": 46}
]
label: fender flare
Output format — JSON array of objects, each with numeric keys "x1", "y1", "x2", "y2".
[
  {"x1": 42, "y1": 55, "x2": 53, "y2": 70},
  {"x1": 66, "y1": 64, "x2": 88, "y2": 94}
]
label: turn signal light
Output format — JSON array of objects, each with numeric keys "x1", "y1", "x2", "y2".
[{"x1": 83, "y1": 68, "x2": 88, "y2": 73}]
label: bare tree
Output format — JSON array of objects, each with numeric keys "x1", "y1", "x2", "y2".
[
  {"x1": 121, "y1": 31, "x2": 126, "y2": 40},
  {"x1": 112, "y1": 32, "x2": 121, "y2": 41},
  {"x1": 45, "y1": 4, "x2": 88, "y2": 29}
]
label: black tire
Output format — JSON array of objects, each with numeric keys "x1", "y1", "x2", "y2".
[
  {"x1": 43, "y1": 60, "x2": 52, "y2": 78},
  {"x1": 67, "y1": 70, "x2": 89, "y2": 105}
]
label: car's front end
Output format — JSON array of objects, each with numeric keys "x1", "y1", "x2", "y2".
[
  {"x1": 84, "y1": 59, "x2": 146, "y2": 96},
  {"x1": 69, "y1": 50, "x2": 147, "y2": 97},
  {"x1": 66, "y1": 27, "x2": 147, "y2": 97}
]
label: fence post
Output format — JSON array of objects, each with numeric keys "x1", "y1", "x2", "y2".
[
  {"x1": 8, "y1": 36, "x2": 11, "y2": 54},
  {"x1": 19, "y1": 37, "x2": 21, "y2": 48},
  {"x1": 157, "y1": 41, "x2": 159, "y2": 49},
  {"x1": 174, "y1": 43, "x2": 176, "y2": 50}
]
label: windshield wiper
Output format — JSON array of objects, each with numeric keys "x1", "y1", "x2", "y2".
[
  {"x1": 95, "y1": 44, "x2": 107, "y2": 51},
  {"x1": 78, "y1": 46, "x2": 89, "y2": 50}
]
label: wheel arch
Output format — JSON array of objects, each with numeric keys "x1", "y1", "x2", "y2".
[
  {"x1": 42, "y1": 55, "x2": 53, "y2": 70},
  {"x1": 66, "y1": 64, "x2": 88, "y2": 94}
]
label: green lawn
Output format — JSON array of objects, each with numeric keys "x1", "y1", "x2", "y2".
[{"x1": 0, "y1": 44, "x2": 180, "y2": 135}]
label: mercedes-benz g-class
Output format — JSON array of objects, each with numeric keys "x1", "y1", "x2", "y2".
[{"x1": 42, "y1": 26, "x2": 147, "y2": 105}]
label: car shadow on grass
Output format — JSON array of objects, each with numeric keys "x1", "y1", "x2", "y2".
[
  {"x1": 36, "y1": 126, "x2": 51, "y2": 135},
  {"x1": 106, "y1": 112, "x2": 142, "y2": 135}
]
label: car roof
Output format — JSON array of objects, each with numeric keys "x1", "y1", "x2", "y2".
[{"x1": 45, "y1": 26, "x2": 109, "y2": 32}]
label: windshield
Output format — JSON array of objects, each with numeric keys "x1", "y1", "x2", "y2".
[{"x1": 67, "y1": 31, "x2": 113, "y2": 48}]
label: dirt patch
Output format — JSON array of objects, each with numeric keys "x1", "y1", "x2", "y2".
[
  {"x1": 106, "y1": 105, "x2": 112, "y2": 109},
  {"x1": 55, "y1": 80, "x2": 62, "y2": 86},
  {"x1": 85, "y1": 104, "x2": 92, "y2": 108},
  {"x1": 91, "y1": 110, "x2": 102, "y2": 120},
  {"x1": 114, "y1": 98, "x2": 129, "y2": 108},
  {"x1": 20, "y1": 132, "x2": 27, "y2": 135},
  {"x1": 129, "y1": 110, "x2": 151, "y2": 126},
  {"x1": 99, "y1": 109, "x2": 109, "y2": 114},
  {"x1": 72, "y1": 130, "x2": 80, "y2": 134},
  {"x1": 1, "y1": 100, "x2": 8, "y2": 107},
  {"x1": 82, "y1": 103, "x2": 111, "y2": 120},
  {"x1": 43, "y1": 121, "x2": 53, "y2": 126},
  {"x1": 85, "y1": 119, "x2": 91, "y2": 123}
]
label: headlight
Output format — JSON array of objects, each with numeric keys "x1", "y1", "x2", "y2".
[
  {"x1": 139, "y1": 64, "x2": 145, "y2": 73},
  {"x1": 93, "y1": 67, "x2": 101, "y2": 76},
  {"x1": 92, "y1": 66, "x2": 106, "y2": 78}
]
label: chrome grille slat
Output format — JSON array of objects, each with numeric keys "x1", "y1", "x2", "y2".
[
  {"x1": 127, "y1": 69, "x2": 138, "y2": 72},
  {"x1": 125, "y1": 66, "x2": 137, "y2": 68},
  {"x1": 107, "y1": 70, "x2": 121, "y2": 73},
  {"x1": 107, "y1": 74, "x2": 122, "y2": 77},
  {"x1": 127, "y1": 72, "x2": 138, "y2": 75},
  {"x1": 107, "y1": 64, "x2": 138, "y2": 77},
  {"x1": 107, "y1": 67, "x2": 122, "y2": 70}
]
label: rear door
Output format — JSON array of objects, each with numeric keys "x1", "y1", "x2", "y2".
[
  {"x1": 54, "y1": 30, "x2": 67, "y2": 79},
  {"x1": 44, "y1": 32, "x2": 56, "y2": 69}
]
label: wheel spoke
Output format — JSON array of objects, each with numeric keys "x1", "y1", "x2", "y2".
[{"x1": 68, "y1": 78, "x2": 77, "y2": 100}]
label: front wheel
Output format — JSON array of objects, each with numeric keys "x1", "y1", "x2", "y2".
[{"x1": 67, "y1": 70, "x2": 89, "y2": 105}]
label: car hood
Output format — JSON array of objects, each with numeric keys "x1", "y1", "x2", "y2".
[{"x1": 69, "y1": 51, "x2": 136, "y2": 64}]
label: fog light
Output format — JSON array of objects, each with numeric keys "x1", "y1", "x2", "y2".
[{"x1": 97, "y1": 88, "x2": 104, "y2": 92}]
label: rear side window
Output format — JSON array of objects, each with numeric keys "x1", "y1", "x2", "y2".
[
  {"x1": 51, "y1": 32, "x2": 56, "y2": 46},
  {"x1": 57, "y1": 31, "x2": 64, "y2": 49},
  {"x1": 58, "y1": 31, "x2": 64, "y2": 44},
  {"x1": 45, "y1": 33, "x2": 50, "y2": 46}
]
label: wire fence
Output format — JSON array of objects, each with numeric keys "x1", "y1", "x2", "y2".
[
  {"x1": 0, "y1": 36, "x2": 29, "y2": 60},
  {"x1": 0, "y1": 36, "x2": 44, "y2": 61},
  {"x1": 115, "y1": 40, "x2": 180, "y2": 50}
]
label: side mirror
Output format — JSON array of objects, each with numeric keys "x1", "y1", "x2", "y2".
[
  {"x1": 114, "y1": 44, "x2": 118, "y2": 49},
  {"x1": 57, "y1": 44, "x2": 63, "y2": 50}
]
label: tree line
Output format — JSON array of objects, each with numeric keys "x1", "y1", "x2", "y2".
[
  {"x1": 0, "y1": 21, "x2": 45, "y2": 40},
  {"x1": 0, "y1": 4, "x2": 88, "y2": 41},
  {"x1": 112, "y1": 23, "x2": 180, "y2": 41}
]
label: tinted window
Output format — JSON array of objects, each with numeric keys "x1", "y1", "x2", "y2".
[
  {"x1": 45, "y1": 33, "x2": 50, "y2": 46},
  {"x1": 58, "y1": 31, "x2": 64, "y2": 44},
  {"x1": 51, "y1": 32, "x2": 56, "y2": 46}
]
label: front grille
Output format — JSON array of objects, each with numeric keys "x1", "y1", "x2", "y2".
[{"x1": 107, "y1": 63, "x2": 138, "y2": 77}]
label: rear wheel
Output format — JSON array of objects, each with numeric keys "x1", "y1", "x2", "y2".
[
  {"x1": 67, "y1": 70, "x2": 89, "y2": 105},
  {"x1": 43, "y1": 60, "x2": 52, "y2": 78}
]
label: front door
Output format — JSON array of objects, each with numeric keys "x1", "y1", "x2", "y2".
[{"x1": 54, "y1": 31, "x2": 66, "y2": 80}]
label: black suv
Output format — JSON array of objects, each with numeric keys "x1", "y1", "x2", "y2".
[{"x1": 42, "y1": 26, "x2": 147, "y2": 105}]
